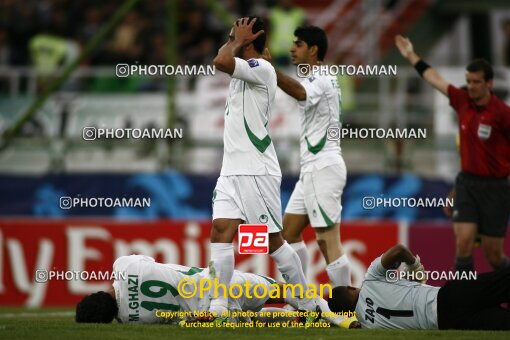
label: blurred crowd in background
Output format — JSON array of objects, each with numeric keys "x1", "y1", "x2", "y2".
[
  {"x1": 0, "y1": 0, "x2": 309, "y2": 69},
  {"x1": 1, "y1": 0, "x2": 510, "y2": 176},
  {"x1": 2, "y1": 0, "x2": 510, "y2": 70}
]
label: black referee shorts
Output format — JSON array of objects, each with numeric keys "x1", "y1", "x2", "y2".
[
  {"x1": 453, "y1": 172, "x2": 510, "y2": 237},
  {"x1": 437, "y1": 267, "x2": 510, "y2": 330}
]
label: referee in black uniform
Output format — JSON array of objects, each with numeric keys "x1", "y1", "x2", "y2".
[{"x1": 395, "y1": 35, "x2": 510, "y2": 273}]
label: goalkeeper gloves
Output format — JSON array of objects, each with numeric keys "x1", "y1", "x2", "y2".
[{"x1": 405, "y1": 255, "x2": 427, "y2": 284}]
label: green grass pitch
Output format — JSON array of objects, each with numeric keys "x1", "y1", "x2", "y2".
[{"x1": 0, "y1": 308, "x2": 508, "y2": 340}]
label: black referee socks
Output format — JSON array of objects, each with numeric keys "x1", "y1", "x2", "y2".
[{"x1": 455, "y1": 256, "x2": 474, "y2": 274}]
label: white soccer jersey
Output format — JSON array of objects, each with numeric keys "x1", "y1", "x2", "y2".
[
  {"x1": 113, "y1": 255, "x2": 209, "y2": 324},
  {"x1": 355, "y1": 256, "x2": 440, "y2": 329},
  {"x1": 112, "y1": 255, "x2": 272, "y2": 324},
  {"x1": 298, "y1": 72, "x2": 343, "y2": 172},
  {"x1": 221, "y1": 57, "x2": 281, "y2": 176}
]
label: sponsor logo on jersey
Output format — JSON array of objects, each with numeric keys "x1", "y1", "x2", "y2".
[
  {"x1": 248, "y1": 59, "x2": 259, "y2": 68},
  {"x1": 259, "y1": 214, "x2": 268, "y2": 223}
]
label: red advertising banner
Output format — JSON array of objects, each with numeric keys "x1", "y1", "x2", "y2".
[
  {"x1": 0, "y1": 219, "x2": 398, "y2": 307},
  {"x1": 408, "y1": 221, "x2": 510, "y2": 286}
]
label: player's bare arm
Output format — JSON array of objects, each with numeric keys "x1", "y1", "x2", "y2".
[
  {"x1": 381, "y1": 244, "x2": 418, "y2": 269},
  {"x1": 213, "y1": 17, "x2": 264, "y2": 75},
  {"x1": 275, "y1": 69, "x2": 306, "y2": 101},
  {"x1": 381, "y1": 244, "x2": 427, "y2": 283},
  {"x1": 395, "y1": 35, "x2": 449, "y2": 96}
]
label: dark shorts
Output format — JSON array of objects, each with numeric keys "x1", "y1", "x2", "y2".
[{"x1": 453, "y1": 172, "x2": 510, "y2": 237}]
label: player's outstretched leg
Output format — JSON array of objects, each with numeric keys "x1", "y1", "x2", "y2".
[
  {"x1": 325, "y1": 255, "x2": 351, "y2": 287},
  {"x1": 316, "y1": 224, "x2": 351, "y2": 286},
  {"x1": 209, "y1": 218, "x2": 242, "y2": 317},
  {"x1": 269, "y1": 232, "x2": 319, "y2": 322},
  {"x1": 282, "y1": 213, "x2": 310, "y2": 276}
]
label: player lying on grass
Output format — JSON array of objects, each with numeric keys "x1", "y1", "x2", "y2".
[
  {"x1": 75, "y1": 255, "x2": 359, "y2": 328},
  {"x1": 327, "y1": 244, "x2": 510, "y2": 330}
]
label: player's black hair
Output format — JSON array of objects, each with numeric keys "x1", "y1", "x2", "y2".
[
  {"x1": 240, "y1": 16, "x2": 266, "y2": 54},
  {"x1": 75, "y1": 291, "x2": 118, "y2": 323},
  {"x1": 328, "y1": 286, "x2": 358, "y2": 313},
  {"x1": 466, "y1": 59, "x2": 494, "y2": 81},
  {"x1": 294, "y1": 25, "x2": 328, "y2": 61}
]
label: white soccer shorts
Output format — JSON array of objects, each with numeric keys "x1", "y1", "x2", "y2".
[
  {"x1": 285, "y1": 163, "x2": 346, "y2": 227},
  {"x1": 212, "y1": 175, "x2": 283, "y2": 233}
]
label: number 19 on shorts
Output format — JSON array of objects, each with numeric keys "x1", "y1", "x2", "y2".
[{"x1": 238, "y1": 224, "x2": 269, "y2": 254}]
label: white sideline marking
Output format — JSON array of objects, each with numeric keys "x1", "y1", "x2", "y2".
[{"x1": 0, "y1": 311, "x2": 74, "y2": 318}]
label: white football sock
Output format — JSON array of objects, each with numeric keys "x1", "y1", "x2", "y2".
[
  {"x1": 290, "y1": 241, "x2": 309, "y2": 277},
  {"x1": 326, "y1": 254, "x2": 351, "y2": 287},
  {"x1": 271, "y1": 241, "x2": 315, "y2": 311},
  {"x1": 209, "y1": 243, "x2": 234, "y2": 314}
]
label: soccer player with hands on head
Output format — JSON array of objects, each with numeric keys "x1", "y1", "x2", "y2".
[{"x1": 209, "y1": 17, "x2": 320, "y2": 325}]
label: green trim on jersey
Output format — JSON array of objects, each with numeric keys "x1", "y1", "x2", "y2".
[
  {"x1": 253, "y1": 176, "x2": 282, "y2": 231},
  {"x1": 305, "y1": 132, "x2": 327, "y2": 155},
  {"x1": 244, "y1": 117, "x2": 272, "y2": 153},
  {"x1": 242, "y1": 82, "x2": 272, "y2": 153},
  {"x1": 318, "y1": 203, "x2": 335, "y2": 227},
  {"x1": 177, "y1": 267, "x2": 204, "y2": 276},
  {"x1": 256, "y1": 274, "x2": 277, "y2": 285},
  {"x1": 268, "y1": 208, "x2": 282, "y2": 231}
]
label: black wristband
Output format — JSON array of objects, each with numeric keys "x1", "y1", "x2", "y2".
[{"x1": 414, "y1": 60, "x2": 430, "y2": 77}]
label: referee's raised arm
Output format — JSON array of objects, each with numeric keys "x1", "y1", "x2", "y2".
[{"x1": 395, "y1": 35, "x2": 449, "y2": 96}]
